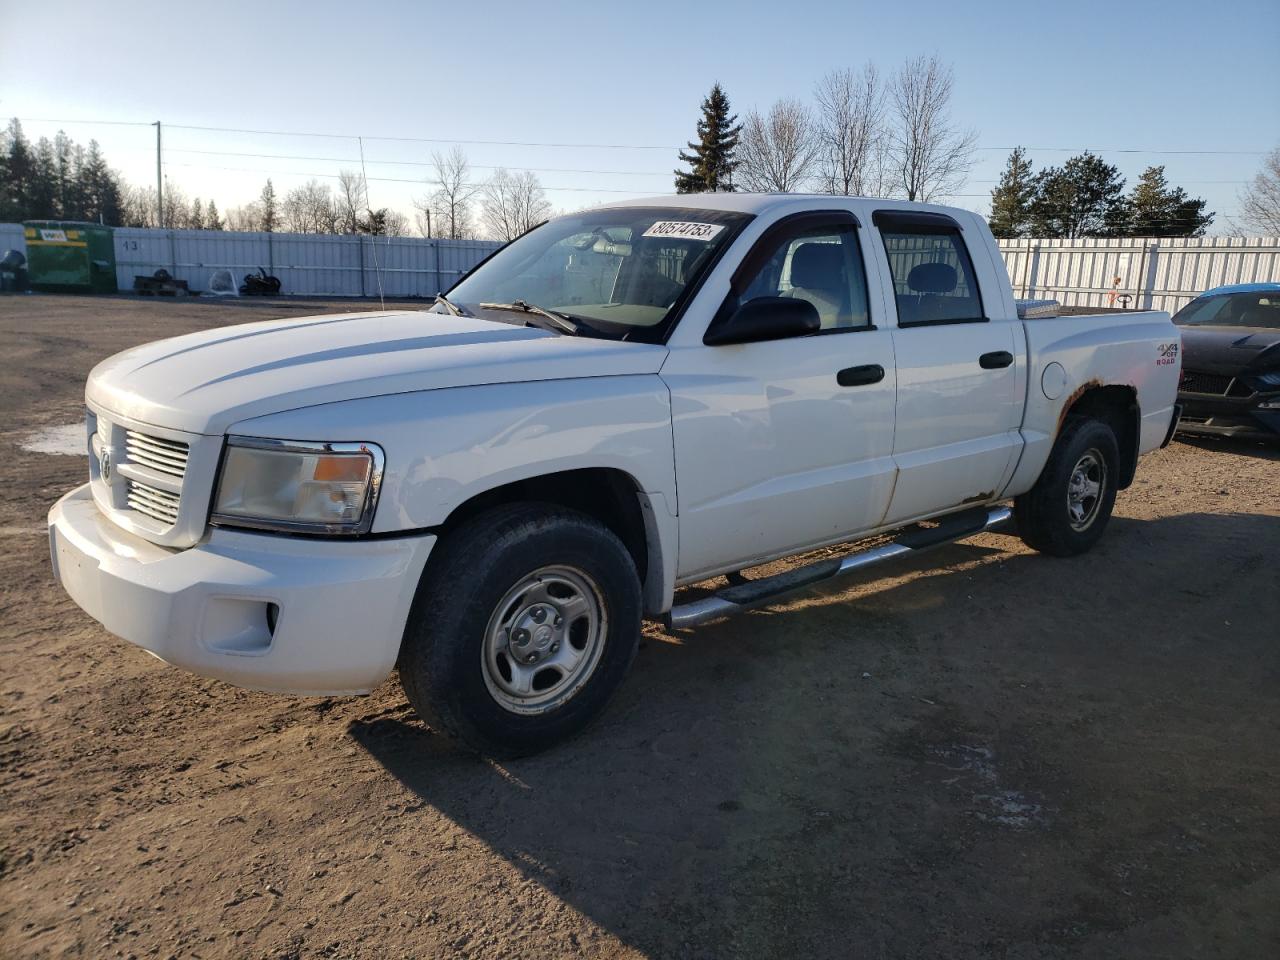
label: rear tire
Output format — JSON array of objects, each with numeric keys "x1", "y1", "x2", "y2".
[
  {"x1": 1014, "y1": 416, "x2": 1120, "y2": 557},
  {"x1": 398, "y1": 503, "x2": 641, "y2": 758}
]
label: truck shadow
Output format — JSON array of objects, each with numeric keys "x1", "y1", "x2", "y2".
[
  {"x1": 350, "y1": 510, "x2": 1280, "y2": 959},
  {"x1": 1174, "y1": 433, "x2": 1280, "y2": 460}
]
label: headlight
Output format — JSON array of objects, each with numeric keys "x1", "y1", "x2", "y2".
[
  {"x1": 211, "y1": 437, "x2": 385, "y2": 535},
  {"x1": 1251, "y1": 370, "x2": 1280, "y2": 387}
]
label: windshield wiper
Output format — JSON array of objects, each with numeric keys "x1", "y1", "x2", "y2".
[
  {"x1": 478, "y1": 300, "x2": 582, "y2": 336},
  {"x1": 434, "y1": 293, "x2": 471, "y2": 317}
]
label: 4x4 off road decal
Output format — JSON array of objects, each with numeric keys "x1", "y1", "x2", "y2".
[{"x1": 1157, "y1": 342, "x2": 1179, "y2": 366}]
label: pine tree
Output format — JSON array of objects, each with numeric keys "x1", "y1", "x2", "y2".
[
  {"x1": 1030, "y1": 152, "x2": 1127, "y2": 238},
  {"x1": 0, "y1": 120, "x2": 31, "y2": 221},
  {"x1": 1124, "y1": 165, "x2": 1213, "y2": 237},
  {"x1": 79, "y1": 141, "x2": 123, "y2": 225},
  {"x1": 206, "y1": 200, "x2": 224, "y2": 231},
  {"x1": 28, "y1": 137, "x2": 59, "y2": 220},
  {"x1": 259, "y1": 178, "x2": 277, "y2": 232},
  {"x1": 674, "y1": 83, "x2": 742, "y2": 193},
  {"x1": 988, "y1": 147, "x2": 1036, "y2": 238},
  {"x1": 53, "y1": 132, "x2": 86, "y2": 219}
]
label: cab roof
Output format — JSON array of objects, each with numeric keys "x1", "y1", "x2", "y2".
[{"x1": 600, "y1": 192, "x2": 973, "y2": 219}]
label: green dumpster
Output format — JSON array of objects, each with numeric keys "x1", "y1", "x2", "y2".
[{"x1": 23, "y1": 221, "x2": 118, "y2": 293}]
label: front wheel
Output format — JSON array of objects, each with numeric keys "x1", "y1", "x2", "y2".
[
  {"x1": 398, "y1": 504, "x2": 641, "y2": 757},
  {"x1": 1014, "y1": 416, "x2": 1120, "y2": 557}
]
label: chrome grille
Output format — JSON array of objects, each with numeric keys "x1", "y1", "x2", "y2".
[
  {"x1": 125, "y1": 430, "x2": 190, "y2": 479},
  {"x1": 126, "y1": 478, "x2": 181, "y2": 524}
]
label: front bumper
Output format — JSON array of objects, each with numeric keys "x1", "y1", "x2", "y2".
[
  {"x1": 48, "y1": 484, "x2": 435, "y2": 694},
  {"x1": 1176, "y1": 391, "x2": 1280, "y2": 440}
]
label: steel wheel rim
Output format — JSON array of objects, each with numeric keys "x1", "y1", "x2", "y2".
[
  {"x1": 1067, "y1": 448, "x2": 1107, "y2": 532},
  {"x1": 481, "y1": 564, "x2": 607, "y2": 715}
]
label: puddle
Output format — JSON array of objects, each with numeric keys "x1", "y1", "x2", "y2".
[{"x1": 20, "y1": 423, "x2": 85, "y2": 456}]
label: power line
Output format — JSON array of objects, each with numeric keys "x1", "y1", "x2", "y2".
[
  {"x1": 165, "y1": 147, "x2": 671, "y2": 178},
  {"x1": 18, "y1": 117, "x2": 1270, "y2": 157},
  {"x1": 976, "y1": 146, "x2": 1266, "y2": 156},
  {"x1": 163, "y1": 160, "x2": 652, "y2": 195},
  {"x1": 15, "y1": 117, "x2": 153, "y2": 127},
  {"x1": 166, "y1": 122, "x2": 676, "y2": 151}
]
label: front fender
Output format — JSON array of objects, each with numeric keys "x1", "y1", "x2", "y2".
[{"x1": 228, "y1": 375, "x2": 680, "y2": 610}]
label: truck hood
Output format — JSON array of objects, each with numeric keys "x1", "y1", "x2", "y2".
[{"x1": 87, "y1": 310, "x2": 669, "y2": 435}]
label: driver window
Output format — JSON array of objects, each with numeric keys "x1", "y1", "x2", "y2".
[{"x1": 739, "y1": 225, "x2": 871, "y2": 331}]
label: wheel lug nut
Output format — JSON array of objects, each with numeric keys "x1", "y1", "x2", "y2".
[
  {"x1": 532, "y1": 608, "x2": 546, "y2": 623},
  {"x1": 513, "y1": 629, "x2": 530, "y2": 646},
  {"x1": 551, "y1": 642, "x2": 559, "y2": 653},
  {"x1": 553, "y1": 616, "x2": 563, "y2": 628}
]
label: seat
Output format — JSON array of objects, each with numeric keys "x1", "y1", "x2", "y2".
[
  {"x1": 786, "y1": 243, "x2": 850, "y2": 329},
  {"x1": 900, "y1": 262, "x2": 958, "y2": 325}
]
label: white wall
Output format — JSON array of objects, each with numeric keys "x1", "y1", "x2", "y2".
[
  {"x1": 1, "y1": 223, "x2": 501, "y2": 298},
  {"x1": 998, "y1": 237, "x2": 1280, "y2": 313}
]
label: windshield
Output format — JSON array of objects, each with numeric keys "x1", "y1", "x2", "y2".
[
  {"x1": 444, "y1": 207, "x2": 752, "y2": 341},
  {"x1": 1173, "y1": 291, "x2": 1280, "y2": 329}
]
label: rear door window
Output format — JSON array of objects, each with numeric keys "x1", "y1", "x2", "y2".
[{"x1": 879, "y1": 222, "x2": 985, "y2": 327}]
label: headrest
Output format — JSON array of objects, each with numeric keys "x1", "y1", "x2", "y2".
[
  {"x1": 790, "y1": 243, "x2": 845, "y2": 289},
  {"x1": 907, "y1": 262, "x2": 958, "y2": 294}
]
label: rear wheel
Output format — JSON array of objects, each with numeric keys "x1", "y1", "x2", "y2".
[
  {"x1": 398, "y1": 504, "x2": 641, "y2": 757},
  {"x1": 1015, "y1": 416, "x2": 1120, "y2": 557}
]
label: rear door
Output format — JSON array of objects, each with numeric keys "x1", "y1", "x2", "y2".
[
  {"x1": 872, "y1": 210, "x2": 1022, "y2": 524},
  {"x1": 662, "y1": 211, "x2": 898, "y2": 580}
]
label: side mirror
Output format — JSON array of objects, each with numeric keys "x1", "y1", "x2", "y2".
[{"x1": 704, "y1": 296, "x2": 821, "y2": 346}]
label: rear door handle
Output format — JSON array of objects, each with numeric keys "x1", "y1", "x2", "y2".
[
  {"x1": 979, "y1": 351, "x2": 1014, "y2": 369},
  {"x1": 837, "y1": 364, "x2": 885, "y2": 387}
]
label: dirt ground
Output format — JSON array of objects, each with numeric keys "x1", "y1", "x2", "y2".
[{"x1": 1, "y1": 293, "x2": 1278, "y2": 960}]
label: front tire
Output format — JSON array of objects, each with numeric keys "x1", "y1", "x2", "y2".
[
  {"x1": 398, "y1": 504, "x2": 641, "y2": 757},
  {"x1": 1014, "y1": 416, "x2": 1120, "y2": 557}
]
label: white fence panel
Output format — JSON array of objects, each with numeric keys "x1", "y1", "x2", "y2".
[
  {"x1": 0, "y1": 222, "x2": 25, "y2": 255},
  {"x1": 999, "y1": 237, "x2": 1280, "y2": 313},
  {"x1": 109, "y1": 227, "x2": 500, "y2": 297}
]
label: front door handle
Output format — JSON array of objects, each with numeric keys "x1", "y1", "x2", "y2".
[
  {"x1": 837, "y1": 364, "x2": 885, "y2": 387},
  {"x1": 979, "y1": 350, "x2": 1014, "y2": 369}
]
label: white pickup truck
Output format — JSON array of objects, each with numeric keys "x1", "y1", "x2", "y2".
[{"x1": 49, "y1": 194, "x2": 1182, "y2": 755}]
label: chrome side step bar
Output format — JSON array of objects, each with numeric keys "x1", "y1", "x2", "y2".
[{"x1": 664, "y1": 505, "x2": 1013, "y2": 630}]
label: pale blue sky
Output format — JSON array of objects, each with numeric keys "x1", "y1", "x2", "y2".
[{"x1": 3, "y1": 0, "x2": 1277, "y2": 229}]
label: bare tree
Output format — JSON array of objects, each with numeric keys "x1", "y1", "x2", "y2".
[
  {"x1": 1238, "y1": 147, "x2": 1280, "y2": 234},
  {"x1": 161, "y1": 181, "x2": 193, "y2": 228},
  {"x1": 814, "y1": 65, "x2": 888, "y2": 197},
  {"x1": 282, "y1": 180, "x2": 338, "y2": 233},
  {"x1": 885, "y1": 55, "x2": 976, "y2": 202},
  {"x1": 120, "y1": 183, "x2": 157, "y2": 227},
  {"x1": 418, "y1": 147, "x2": 479, "y2": 239},
  {"x1": 335, "y1": 170, "x2": 367, "y2": 234},
  {"x1": 481, "y1": 168, "x2": 550, "y2": 241},
  {"x1": 737, "y1": 99, "x2": 821, "y2": 193},
  {"x1": 225, "y1": 202, "x2": 264, "y2": 232}
]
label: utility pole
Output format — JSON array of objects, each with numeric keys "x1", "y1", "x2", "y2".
[{"x1": 153, "y1": 121, "x2": 163, "y2": 228}]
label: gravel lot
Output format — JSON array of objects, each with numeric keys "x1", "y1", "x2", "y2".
[{"x1": 2, "y1": 294, "x2": 1278, "y2": 960}]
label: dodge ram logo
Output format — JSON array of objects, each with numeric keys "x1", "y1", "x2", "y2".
[{"x1": 100, "y1": 448, "x2": 111, "y2": 481}]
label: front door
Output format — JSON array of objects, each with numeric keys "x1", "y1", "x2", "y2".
[{"x1": 662, "y1": 211, "x2": 898, "y2": 581}]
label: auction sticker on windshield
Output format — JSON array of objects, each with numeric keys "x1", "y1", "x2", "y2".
[{"x1": 642, "y1": 221, "x2": 725, "y2": 241}]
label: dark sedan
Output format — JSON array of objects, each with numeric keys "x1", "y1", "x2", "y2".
[{"x1": 1174, "y1": 283, "x2": 1280, "y2": 440}]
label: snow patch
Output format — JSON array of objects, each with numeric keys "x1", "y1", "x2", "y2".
[
  {"x1": 926, "y1": 742, "x2": 1048, "y2": 830},
  {"x1": 21, "y1": 424, "x2": 85, "y2": 457}
]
